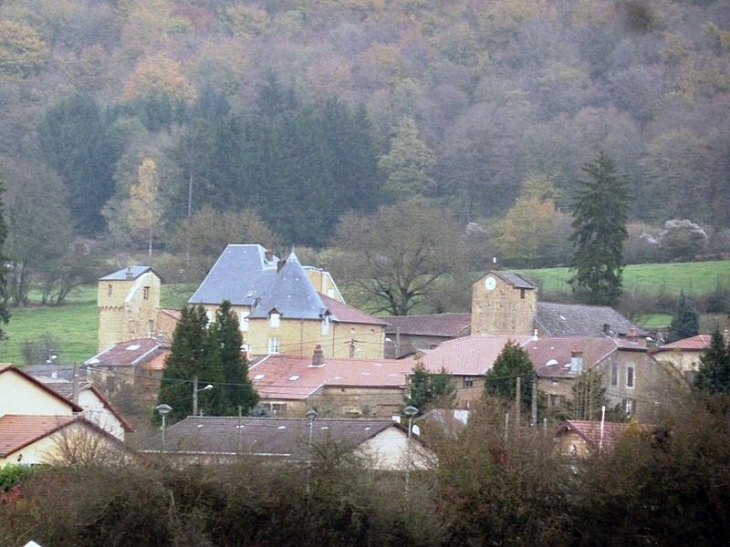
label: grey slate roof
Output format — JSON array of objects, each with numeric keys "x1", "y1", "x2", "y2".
[
  {"x1": 535, "y1": 302, "x2": 644, "y2": 338},
  {"x1": 141, "y1": 416, "x2": 402, "y2": 460},
  {"x1": 188, "y1": 244, "x2": 279, "y2": 306},
  {"x1": 493, "y1": 271, "x2": 537, "y2": 290},
  {"x1": 99, "y1": 266, "x2": 155, "y2": 281},
  {"x1": 384, "y1": 313, "x2": 471, "y2": 337},
  {"x1": 249, "y1": 252, "x2": 328, "y2": 320}
]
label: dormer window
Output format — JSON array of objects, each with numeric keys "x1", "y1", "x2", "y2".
[
  {"x1": 239, "y1": 311, "x2": 250, "y2": 332},
  {"x1": 270, "y1": 312, "x2": 280, "y2": 328},
  {"x1": 321, "y1": 316, "x2": 330, "y2": 335}
]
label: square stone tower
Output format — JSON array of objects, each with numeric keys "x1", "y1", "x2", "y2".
[
  {"x1": 471, "y1": 271, "x2": 537, "y2": 336},
  {"x1": 97, "y1": 266, "x2": 161, "y2": 351}
]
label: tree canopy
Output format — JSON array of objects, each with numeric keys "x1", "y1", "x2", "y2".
[
  {"x1": 484, "y1": 340, "x2": 534, "y2": 416},
  {"x1": 666, "y1": 291, "x2": 700, "y2": 344}
]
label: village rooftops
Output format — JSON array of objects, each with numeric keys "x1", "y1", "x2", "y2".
[
  {"x1": 249, "y1": 354, "x2": 413, "y2": 400},
  {"x1": 535, "y1": 302, "x2": 645, "y2": 338},
  {"x1": 384, "y1": 313, "x2": 471, "y2": 337},
  {"x1": 420, "y1": 334, "x2": 535, "y2": 376},
  {"x1": 99, "y1": 266, "x2": 157, "y2": 281}
]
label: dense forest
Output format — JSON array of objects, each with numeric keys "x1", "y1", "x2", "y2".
[{"x1": 1, "y1": 0, "x2": 729, "y2": 299}]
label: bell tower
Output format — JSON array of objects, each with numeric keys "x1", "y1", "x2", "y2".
[{"x1": 471, "y1": 271, "x2": 537, "y2": 336}]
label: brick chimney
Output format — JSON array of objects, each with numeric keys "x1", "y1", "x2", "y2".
[
  {"x1": 311, "y1": 344, "x2": 325, "y2": 367},
  {"x1": 570, "y1": 346, "x2": 584, "y2": 374}
]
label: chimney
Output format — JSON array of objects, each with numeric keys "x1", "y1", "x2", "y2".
[
  {"x1": 265, "y1": 248, "x2": 274, "y2": 263},
  {"x1": 311, "y1": 345, "x2": 325, "y2": 367},
  {"x1": 603, "y1": 323, "x2": 611, "y2": 336},
  {"x1": 570, "y1": 346, "x2": 584, "y2": 374},
  {"x1": 125, "y1": 266, "x2": 134, "y2": 279},
  {"x1": 277, "y1": 258, "x2": 286, "y2": 272}
]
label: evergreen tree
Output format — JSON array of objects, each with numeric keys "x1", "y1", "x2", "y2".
[
  {"x1": 484, "y1": 341, "x2": 534, "y2": 413},
  {"x1": 406, "y1": 363, "x2": 455, "y2": 413},
  {"x1": 666, "y1": 291, "x2": 700, "y2": 343},
  {"x1": 156, "y1": 305, "x2": 210, "y2": 424},
  {"x1": 209, "y1": 301, "x2": 259, "y2": 415},
  {"x1": 569, "y1": 151, "x2": 629, "y2": 306},
  {"x1": 695, "y1": 329, "x2": 730, "y2": 395},
  {"x1": 0, "y1": 177, "x2": 9, "y2": 338}
]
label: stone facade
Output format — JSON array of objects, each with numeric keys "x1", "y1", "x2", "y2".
[{"x1": 471, "y1": 271, "x2": 537, "y2": 336}]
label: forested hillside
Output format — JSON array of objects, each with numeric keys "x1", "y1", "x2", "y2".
[{"x1": 0, "y1": 0, "x2": 729, "y2": 284}]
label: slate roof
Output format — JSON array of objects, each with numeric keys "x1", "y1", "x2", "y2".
[
  {"x1": 493, "y1": 271, "x2": 537, "y2": 290},
  {"x1": 535, "y1": 302, "x2": 644, "y2": 338},
  {"x1": 555, "y1": 419, "x2": 648, "y2": 452},
  {"x1": 249, "y1": 252, "x2": 328, "y2": 320},
  {"x1": 188, "y1": 244, "x2": 279, "y2": 306},
  {"x1": 384, "y1": 313, "x2": 471, "y2": 337},
  {"x1": 249, "y1": 354, "x2": 412, "y2": 400},
  {"x1": 419, "y1": 334, "x2": 535, "y2": 375},
  {"x1": 140, "y1": 416, "x2": 405, "y2": 460},
  {"x1": 99, "y1": 266, "x2": 156, "y2": 281}
]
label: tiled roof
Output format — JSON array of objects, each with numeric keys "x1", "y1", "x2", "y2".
[
  {"x1": 654, "y1": 334, "x2": 712, "y2": 352},
  {"x1": 85, "y1": 338, "x2": 165, "y2": 368},
  {"x1": 0, "y1": 415, "x2": 78, "y2": 457},
  {"x1": 99, "y1": 266, "x2": 156, "y2": 281},
  {"x1": 140, "y1": 416, "x2": 404, "y2": 460},
  {"x1": 527, "y1": 337, "x2": 629, "y2": 378},
  {"x1": 249, "y1": 354, "x2": 412, "y2": 400},
  {"x1": 321, "y1": 294, "x2": 388, "y2": 326},
  {"x1": 493, "y1": 271, "x2": 537, "y2": 289},
  {"x1": 555, "y1": 420, "x2": 648, "y2": 452},
  {"x1": 384, "y1": 313, "x2": 471, "y2": 337},
  {"x1": 535, "y1": 302, "x2": 644, "y2": 338},
  {"x1": 189, "y1": 244, "x2": 279, "y2": 306},
  {"x1": 419, "y1": 334, "x2": 535, "y2": 375}
]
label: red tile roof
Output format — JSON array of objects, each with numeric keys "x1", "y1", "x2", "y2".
[
  {"x1": 0, "y1": 414, "x2": 79, "y2": 457},
  {"x1": 249, "y1": 354, "x2": 413, "y2": 400},
  {"x1": 555, "y1": 419, "x2": 648, "y2": 452},
  {"x1": 85, "y1": 338, "x2": 166, "y2": 368},
  {"x1": 655, "y1": 334, "x2": 712, "y2": 352},
  {"x1": 527, "y1": 337, "x2": 621, "y2": 378},
  {"x1": 320, "y1": 294, "x2": 389, "y2": 326},
  {"x1": 419, "y1": 335, "x2": 534, "y2": 376}
]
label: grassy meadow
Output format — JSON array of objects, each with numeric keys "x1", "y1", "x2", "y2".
[{"x1": 1, "y1": 262, "x2": 728, "y2": 367}]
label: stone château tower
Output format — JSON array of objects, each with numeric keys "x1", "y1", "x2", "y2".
[
  {"x1": 97, "y1": 266, "x2": 161, "y2": 351},
  {"x1": 471, "y1": 271, "x2": 537, "y2": 336}
]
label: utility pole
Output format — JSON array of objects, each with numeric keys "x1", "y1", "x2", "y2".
[
  {"x1": 531, "y1": 375, "x2": 537, "y2": 426},
  {"x1": 515, "y1": 376, "x2": 521, "y2": 427}
]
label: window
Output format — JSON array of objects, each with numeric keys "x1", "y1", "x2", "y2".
[
  {"x1": 107, "y1": 284, "x2": 113, "y2": 297},
  {"x1": 611, "y1": 364, "x2": 618, "y2": 387},
  {"x1": 520, "y1": 288, "x2": 526, "y2": 299},
  {"x1": 463, "y1": 376, "x2": 473, "y2": 388},
  {"x1": 239, "y1": 311, "x2": 249, "y2": 332},
  {"x1": 270, "y1": 312, "x2": 280, "y2": 328},
  {"x1": 206, "y1": 310, "x2": 214, "y2": 325},
  {"x1": 627, "y1": 365, "x2": 634, "y2": 389},
  {"x1": 321, "y1": 316, "x2": 330, "y2": 335},
  {"x1": 550, "y1": 394, "x2": 563, "y2": 407},
  {"x1": 624, "y1": 398, "x2": 635, "y2": 416},
  {"x1": 143, "y1": 286, "x2": 150, "y2": 300},
  {"x1": 268, "y1": 337, "x2": 280, "y2": 354}
]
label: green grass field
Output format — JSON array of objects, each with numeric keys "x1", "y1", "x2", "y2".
[{"x1": 1, "y1": 262, "x2": 728, "y2": 367}]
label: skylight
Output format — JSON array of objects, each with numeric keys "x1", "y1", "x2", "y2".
[
  {"x1": 126, "y1": 344, "x2": 141, "y2": 351},
  {"x1": 253, "y1": 374, "x2": 265, "y2": 380},
  {"x1": 288, "y1": 375, "x2": 300, "y2": 381}
]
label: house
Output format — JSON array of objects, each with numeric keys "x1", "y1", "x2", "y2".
[
  {"x1": 85, "y1": 338, "x2": 168, "y2": 389},
  {"x1": 0, "y1": 365, "x2": 133, "y2": 464},
  {"x1": 472, "y1": 270, "x2": 644, "y2": 338},
  {"x1": 189, "y1": 245, "x2": 388, "y2": 359},
  {"x1": 140, "y1": 415, "x2": 435, "y2": 471},
  {"x1": 554, "y1": 419, "x2": 649, "y2": 457},
  {"x1": 419, "y1": 334, "x2": 535, "y2": 408},
  {"x1": 650, "y1": 334, "x2": 713, "y2": 384},
  {"x1": 248, "y1": 347, "x2": 414, "y2": 417},
  {"x1": 384, "y1": 313, "x2": 471, "y2": 358},
  {"x1": 527, "y1": 336, "x2": 676, "y2": 421}
]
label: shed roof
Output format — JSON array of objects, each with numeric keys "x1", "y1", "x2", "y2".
[{"x1": 535, "y1": 302, "x2": 644, "y2": 338}]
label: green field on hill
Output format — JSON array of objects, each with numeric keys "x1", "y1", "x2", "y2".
[{"x1": 1, "y1": 262, "x2": 728, "y2": 367}]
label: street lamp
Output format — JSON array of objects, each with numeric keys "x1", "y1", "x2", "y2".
[
  {"x1": 156, "y1": 404, "x2": 172, "y2": 453},
  {"x1": 305, "y1": 408, "x2": 318, "y2": 494},
  {"x1": 403, "y1": 405, "x2": 419, "y2": 496},
  {"x1": 192, "y1": 375, "x2": 213, "y2": 417}
]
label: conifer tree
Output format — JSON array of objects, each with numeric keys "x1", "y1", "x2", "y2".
[
  {"x1": 484, "y1": 341, "x2": 534, "y2": 414},
  {"x1": 406, "y1": 363, "x2": 455, "y2": 413},
  {"x1": 0, "y1": 177, "x2": 9, "y2": 338},
  {"x1": 695, "y1": 328, "x2": 730, "y2": 395},
  {"x1": 569, "y1": 151, "x2": 629, "y2": 306},
  {"x1": 666, "y1": 291, "x2": 700, "y2": 343}
]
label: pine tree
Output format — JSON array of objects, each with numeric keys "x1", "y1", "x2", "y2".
[
  {"x1": 209, "y1": 301, "x2": 258, "y2": 415},
  {"x1": 569, "y1": 151, "x2": 629, "y2": 306},
  {"x1": 484, "y1": 341, "x2": 534, "y2": 413},
  {"x1": 406, "y1": 363, "x2": 455, "y2": 413},
  {"x1": 666, "y1": 291, "x2": 700, "y2": 343},
  {"x1": 569, "y1": 369, "x2": 610, "y2": 421},
  {"x1": 695, "y1": 329, "x2": 730, "y2": 395},
  {"x1": 0, "y1": 178, "x2": 9, "y2": 338}
]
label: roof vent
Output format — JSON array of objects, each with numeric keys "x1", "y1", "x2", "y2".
[
  {"x1": 311, "y1": 345, "x2": 325, "y2": 367},
  {"x1": 125, "y1": 267, "x2": 134, "y2": 279}
]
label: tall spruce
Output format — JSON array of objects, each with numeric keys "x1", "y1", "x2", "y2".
[
  {"x1": 569, "y1": 151, "x2": 629, "y2": 306},
  {"x1": 666, "y1": 291, "x2": 700, "y2": 343},
  {"x1": 210, "y1": 301, "x2": 258, "y2": 415},
  {"x1": 0, "y1": 177, "x2": 9, "y2": 338},
  {"x1": 695, "y1": 328, "x2": 730, "y2": 395},
  {"x1": 406, "y1": 363, "x2": 456, "y2": 413},
  {"x1": 484, "y1": 341, "x2": 534, "y2": 415}
]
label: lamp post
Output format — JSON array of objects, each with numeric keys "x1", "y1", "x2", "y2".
[
  {"x1": 156, "y1": 404, "x2": 172, "y2": 453},
  {"x1": 403, "y1": 405, "x2": 419, "y2": 496},
  {"x1": 305, "y1": 408, "x2": 318, "y2": 495},
  {"x1": 192, "y1": 375, "x2": 213, "y2": 417}
]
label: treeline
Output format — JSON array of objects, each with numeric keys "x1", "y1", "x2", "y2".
[{"x1": 1, "y1": 393, "x2": 729, "y2": 546}]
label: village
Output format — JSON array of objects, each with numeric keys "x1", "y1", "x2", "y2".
[{"x1": 1, "y1": 244, "x2": 707, "y2": 468}]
